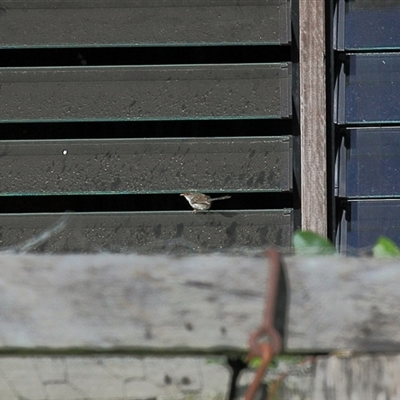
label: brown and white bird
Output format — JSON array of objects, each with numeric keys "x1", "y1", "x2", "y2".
[{"x1": 180, "y1": 192, "x2": 231, "y2": 213}]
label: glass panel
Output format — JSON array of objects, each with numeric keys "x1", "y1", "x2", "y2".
[
  {"x1": 0, "y1": 210, "x2": 293, "y2": 253},
  {"x1": 343, "y1": 128, "x2": 400, "y2": 197},
  {"x1": 0, "y1": 137, "x2": 292, "y2": 195},
  {"x1": 345, "y1": 0, "x2": 400, "y2": 50},
  {"x1": 343, "y1": 54, "x2": 400, "y2": 124},
  {"x1": 345, "y1": 201, "x2": 400, "y2": 251},
  {"x1": 0, "y1": 64, "x2": 291, "y2": 122},
  {"x1": 1, "y1": 0, "x2": 290, "y2": 48}
]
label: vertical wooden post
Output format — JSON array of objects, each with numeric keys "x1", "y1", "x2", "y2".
[{"x1": 299, "y1": 0, "x2": 327, "y2": 236}]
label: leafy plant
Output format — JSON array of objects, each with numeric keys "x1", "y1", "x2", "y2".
[
  {"x1": 293, "y1": 230, "x2": 400, "y2": 258},
  {"x1": 372, "y1": 236, "x2": 400, "y2": 258},
  {"x1": 292, "y1": 230, "x2": 336, "y2": 255}
]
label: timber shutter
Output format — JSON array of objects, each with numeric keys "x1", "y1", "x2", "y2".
[{"x1": 0, "y1": 0, "x2": 295, "y2": 253}]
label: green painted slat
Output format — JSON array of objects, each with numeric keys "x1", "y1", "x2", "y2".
[
  {"x1": 0, "y1": 64, "x2": 291, "y2": 122},
  {"x1": 0, "y1": 210, "x2": 293, "y2": 253},
  {"x1": 1, "y1": 0, "x2": 290, "y2": 48},
  {"x1": 0, "y1": 137, "x2": 292, "y2": 195}
]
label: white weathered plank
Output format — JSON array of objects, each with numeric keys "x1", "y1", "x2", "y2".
[
  {"x1": 0, "y1": 356, "x2": 229, "y2": 400},
  {"x1": 2, "y1": 353, "x2": 400, "y2": 399},
  {"x1": 239, "y1": 354, "x2": 400, "y2": 400},
  {"x1": 285, "y1": 256, "x2": 400, "y2": 352},
  {"x1": 1, "y1": 254, "x2": 400, "y2": 352},
  {"x1": 313, "y1": 354, "x2": 400, "y2": 400},
  {"x1": 0, "y1": 253, "x2": 266, "y2": 351},
  {"x1": 299, "y1": 0, "x2": 327, "y2": 236}
]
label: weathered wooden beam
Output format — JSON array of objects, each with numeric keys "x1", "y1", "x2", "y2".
[
  {"x1": 312, "y1": 354, "x2": 400, "y2": 400},
  {"x1": 239, "y1": 354, "x2": 400, "y2": 400},
  {"x1": 286, "y1": 256, "x2": 400, "y2": 352},
  {"x1": 1, "y1": 254, "x2": 400, "y2": 353},
  {"x1": 299, "y1": 0, "x2": 327, "y2": 236},
  {"x1": 0, "y1": 253, "x2": 267, "y2": 352},
  {"x1": 0, "y1": 353, "x2": 399, "y2": 399},
  {"x1": 0, "y1": 356, "x2": 231, "y2": 400}
]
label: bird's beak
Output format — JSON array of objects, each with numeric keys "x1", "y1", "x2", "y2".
[{"x1": 180, "y1": 193, "x2": 185, "y2": 196}]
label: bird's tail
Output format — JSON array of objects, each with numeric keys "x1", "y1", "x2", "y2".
[{"x1": 209, "y1": 195, "x2": 231, "y2": 202}]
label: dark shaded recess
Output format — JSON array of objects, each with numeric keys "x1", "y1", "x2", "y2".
[
  {"x1": 0, "y1": 119, "x2": 292, "y2": 140},
  {"x1": 275, "y1": 258, "x2": 288, "y2": 345},
  {"x1": 0, "y1": 45, "x2": 291, "y2": 67},
  {"x1": 0, "y1": 193, "x2": 293, "y2": 214},
  {"x1": 227, "y1": 357, "x2": 248, "y2": 400}
]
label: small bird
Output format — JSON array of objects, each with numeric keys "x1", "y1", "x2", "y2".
[{"x1": 180, "y1": 192, "x2": 231, "y2": 213}]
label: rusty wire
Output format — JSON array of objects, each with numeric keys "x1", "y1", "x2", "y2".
[{"x1": 244, "y1": 248, "x2": 283, "y2": 400}]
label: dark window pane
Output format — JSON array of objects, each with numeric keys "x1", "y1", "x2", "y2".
[
  {"x1": 339, "y1": 128, "x2": 400, "y2": 197},
  {"x1": 343, "y1": 201, "x2": 400, "y2": 251},
  {"x1": 339, "y1": 54, "x2": 400, "y2": 124},
  {"x1": 345, "y1": 0, "x2": 400, "y2": 50}
]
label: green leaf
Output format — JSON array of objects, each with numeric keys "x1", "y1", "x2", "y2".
[
  {"x1": 293, "y1": 230, "x2": 336, "y2": 255},
  {"x1": 247, "y1": 356, "x2": 263, "y2": 369},
  {"x1": 372, "y1": 236, "x2": 400, "y2": 258}
]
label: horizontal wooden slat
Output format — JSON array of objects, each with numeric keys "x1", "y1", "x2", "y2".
[
  {"x1": 0, "y1": 0, "x2": 290, "y2": 48},
  {"x1": 1, "y1": 354, "x2": 400, "y2": 399},
  {"x1": 286, "y1": 256, "x2": 400, "y2": 352},
  {"x1": 0, "y1": 210, "x2": 293, "y2": 253},
  {"x1": 0, "y1": 253, "x2": 268, "y2": 351},
  {"x1": 0, "y1": 137, "x2": 292, "y2": 195},
  {"x1": 312, "y1": 355, "x2": 400, "y2": 400},
  {"x1": 0, "y1": 356, "x2": 231, "y2": 399},
  {"x1": 0, "y1": 64, "x2": 291, "y2": 122},
  {"x1": 0, "y1": 254, "x2": 399, "y2": 352},
  {"x1": 241, "y1": 354, "x2": 400, "y2": 400}
]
